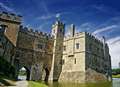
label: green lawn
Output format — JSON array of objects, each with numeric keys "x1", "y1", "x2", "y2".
[
  {"x1": 28, "y1": 81, "x2": 48, "y2": 87},
  {"x1": 112, "y1": 74, "x2": 120, "y2": 78}
]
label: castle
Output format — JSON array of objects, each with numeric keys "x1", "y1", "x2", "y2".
[{"x1": 0, "y1": 12, "x2": 112, "y2": 83}]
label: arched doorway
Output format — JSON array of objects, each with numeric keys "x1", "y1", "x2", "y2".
[{"x1": 18, "y1": 66, "x2": 30, "y2": 80}]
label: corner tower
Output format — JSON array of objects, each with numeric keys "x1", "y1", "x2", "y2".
[
  {"x1": 0, "y1": 12, "x2": 22, "y2": 46},
  {"x1": 49, "y1": 20, "x2": 65, "y2": 81}
]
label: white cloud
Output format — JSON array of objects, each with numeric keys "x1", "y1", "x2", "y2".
[
  {"x1": 37, "y1": 13, "x2": 62, "y2": 20},
  {"x1": 79, "y1": 22, "x2": 95, "y2": 32},
  {"x1": 107, "y1": 36, "x2": 120, "y2": 68},
  {"x1": 0, "y1": 2, "x2": 14, "y2": 12},
  {"x1": 37, "y1": 14, "x2": 54, "y2": 20},
  {"x1": 38, "y1": 1, "x2": 62, "y2": 20},
  {"x1": 107, "y1": 37, "x2": 120, "y2": 44},
  {"x1": 92, "y1": 25, "x2": 117, "y2": 35}
]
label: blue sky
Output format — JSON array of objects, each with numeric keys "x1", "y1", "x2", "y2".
[{"x1": 0, "y1": 0, "x2": 120, "y2": 68}]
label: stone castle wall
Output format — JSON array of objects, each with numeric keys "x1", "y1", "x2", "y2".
[
  {"x1": 0, "y1": 12, "x2": 21, "y2": 46},
  {"x1": 15, "y1": 25, "x2": 53, "y2": 80},
  {"x1": 85, "y1": 33, "x2": 112, "y2": 81},
  {"x1": 0, "y1": 11, "x2": 112, "y2": 82},
  {"x1": 0, "y1": 11, "x2": 54, "y2": 81}
]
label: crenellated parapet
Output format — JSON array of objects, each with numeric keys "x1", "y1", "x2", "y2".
[
  {"x1": 0, "y1": 11, "x2": 22, "y2": 24},
  {"x1": 19, "y1": 25, "x2": 53, "y2": 39},
  {"x1": 85, "y1": 32, "x2": 105, "y2": 46},
  {"x1": 64, "y1": 32, "x2": 85, "y2": 41}
]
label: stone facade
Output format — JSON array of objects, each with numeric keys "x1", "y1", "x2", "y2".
[
  {"x1": 0, "y1": 12, "x2": 21, "y2": 46},
  {"x1": 59, "y1": 32, "x2": 86, "y2": 83},
  {"x1": 49, "y1": 21, "x2": 65, "y2": 81},
  {"x1": 0, "y1": 12, "x2": 53, "y2": 81},
  {"x1": 0, "y1": 11, "x2": 112, "y2": 83},
  {"x1": 58, "y1": 30, "x2": 112, "y2": 83},
  {"x1": 14, "y1": 26, "x2": 53, "y2": 80}
]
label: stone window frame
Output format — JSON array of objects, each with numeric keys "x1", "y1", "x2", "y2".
[
  {"x1": 76, "y1": 43, "x2": 79, "y2": 49},
  {"x1": 74, "y1": 58, "x2": 76, "y2": 64},
  {"x1": 63, "y1": 46, "x2": 66, "y2": 51}
]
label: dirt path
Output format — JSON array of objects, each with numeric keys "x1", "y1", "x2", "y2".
[{"x1": 7, "y1": 81, "x2": 28, "y2": 87}]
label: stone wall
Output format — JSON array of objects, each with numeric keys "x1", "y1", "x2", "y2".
[
  {"x1": 85, "y1": 32, "x2": 112, "y2": 81},
  {"x1": 0, "y1": 12, "x2": 21, "y2": 46},
  {"x1": 0, "y1": 11, "x2": 112, "y2": 82},
  {"x1": 59, "y1": 32, "x2": 86, "y2": 82},
  {"x1": 49, "y1": 21, "x2": 64, "y2": 81},
  {"x1": 15, "y1": 27, "x2": 53, "y2": 80},
  {"x1": 59, "y1": 71, "x2": 85, "y2": 83},
  {"x1": 85, "y1": 68, "x2": 107, "y2": 82}
]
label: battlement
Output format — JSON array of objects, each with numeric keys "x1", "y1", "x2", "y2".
[
  {"x1": 85, "y1": 32, "x2": 106, "y2": 46},
  {"x1": 19, "y1": 25, "x2": 53, "y2": 39},
  {"x1": 64, "y1": 31, "x2": 105, "y2": 45},
  {"x1": 0, "y1": 11, "x2": 22, "y2": 23},
  {"x1": 64, "y1": 32, "x2": 85, "y2": 41}
]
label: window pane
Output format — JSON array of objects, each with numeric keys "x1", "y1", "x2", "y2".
[{"x1": 76, "y1": 43, "x2": 79, "y2": 49}]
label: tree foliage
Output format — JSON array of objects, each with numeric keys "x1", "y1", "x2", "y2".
[
  {"x1": 112, "y1": 68, "x2": 120, "y2": 75},
  {"x1": 0, "y1": 56, "x2": 15, "y2": 79}
]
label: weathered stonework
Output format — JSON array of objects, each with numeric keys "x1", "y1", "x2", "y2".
[
  {"x1": 0, "y1": 12, "x2": 21, "y2": 46},
  {"x1": 0, "y1": 11, "x2": 112, "y2": 83}
]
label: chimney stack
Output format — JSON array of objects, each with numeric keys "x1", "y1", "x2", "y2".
[{"x1": 70, "y1": 24, "x2": 75, "y2": 37}]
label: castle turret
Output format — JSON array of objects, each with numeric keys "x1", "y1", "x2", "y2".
[{"x1": 49, "y1": 19, "x2": 65, "y2": 81}]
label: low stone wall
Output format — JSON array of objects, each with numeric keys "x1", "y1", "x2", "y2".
[
  {"x1": 58, "y1": 71, "x2": 85, "y2": 83},
  {"x1": 85, "y1": 68, "x2": 107, "y2": 82}
]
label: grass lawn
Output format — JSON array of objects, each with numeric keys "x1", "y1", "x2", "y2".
[
  {"x1": 28, "y1": 81, "x2": 48, "y2": 87},
  {"x1": 112, "y1": 74, "x2": 120, "y2": 78}
]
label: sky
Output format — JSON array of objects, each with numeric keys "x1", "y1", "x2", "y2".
[{"x1": 0, "y1": 0, "x2": 120, "y2": 68}]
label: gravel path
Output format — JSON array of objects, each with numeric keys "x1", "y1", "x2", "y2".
[{"x1": 7, "y1": 81, "x2": 28, "y2": 87}]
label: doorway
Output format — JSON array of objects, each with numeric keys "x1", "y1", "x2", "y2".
[{"x1": 18, "y1": 67, "x2": 30, "y2": 80}]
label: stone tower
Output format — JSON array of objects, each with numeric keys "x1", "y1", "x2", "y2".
[
  {"x1": 49, "y1": 20, "x2": 65, "y2": 81},
  {"x1": 0, "y1": 12, "x2": 22, "y2": 46}
]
